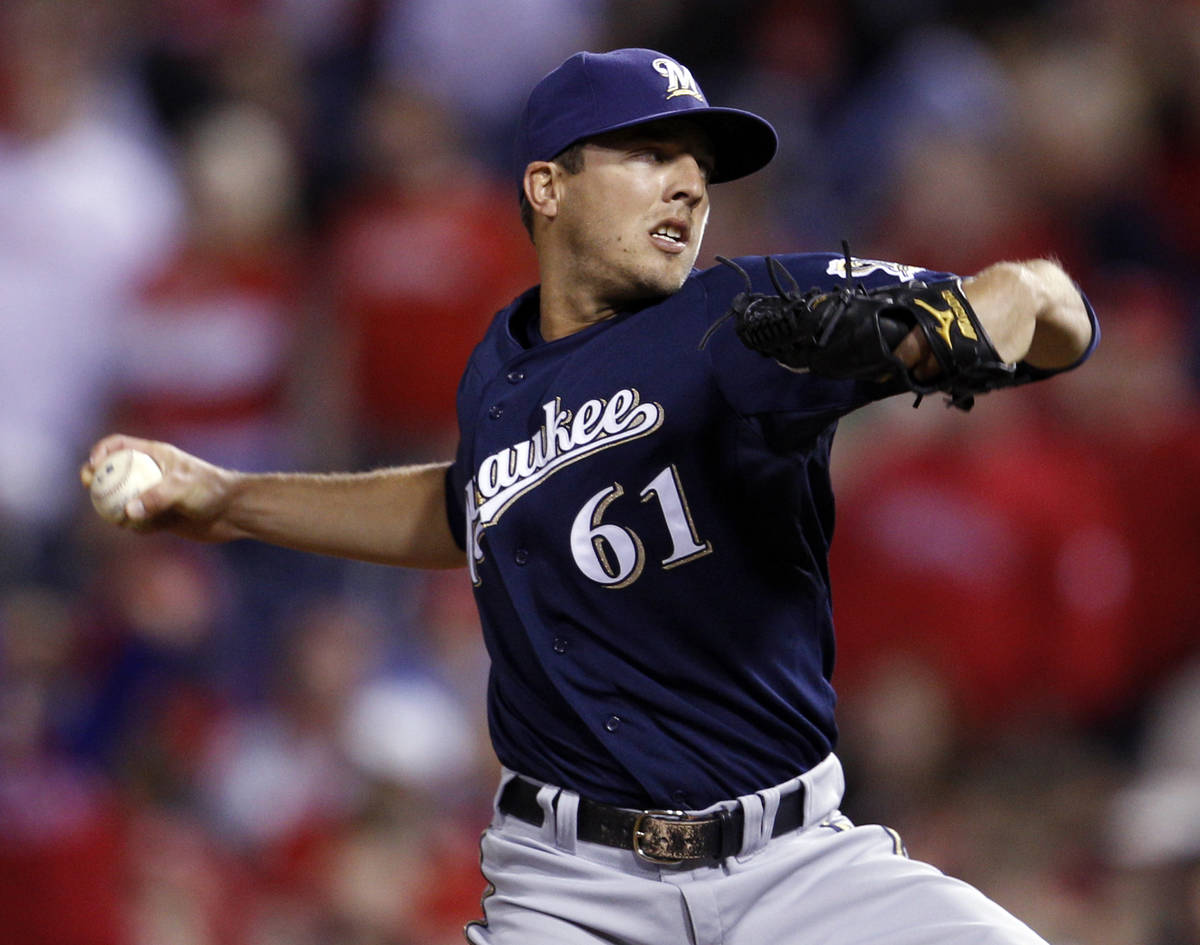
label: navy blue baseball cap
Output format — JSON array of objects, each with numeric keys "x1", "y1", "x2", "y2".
[{"x1": 514, "y1": 48, "x2": 778, "y2": 187}]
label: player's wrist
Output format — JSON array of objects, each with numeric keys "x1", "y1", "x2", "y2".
[{"x1": 215, "y1": 469, "x2": 272, "y2": 542}]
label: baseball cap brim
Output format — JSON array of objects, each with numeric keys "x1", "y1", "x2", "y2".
[{"x1": 565, "y1": 106, "x2": 778, "y2": 184}]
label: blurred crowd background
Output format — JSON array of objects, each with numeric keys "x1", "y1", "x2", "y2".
[{"x1": 2, "y1": 0, "x2": 1199, "y2": 942}]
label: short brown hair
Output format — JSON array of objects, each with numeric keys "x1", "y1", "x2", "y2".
[{"x1": 519, "y1": 142, "x2": 586, "y2": 239}]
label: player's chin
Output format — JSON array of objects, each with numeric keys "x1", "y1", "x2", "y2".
[
  {"x1": 645, "y1": 254, "x2": 697, "y2": 294},
  {"x1": 626, "y1": 272, "x2": 688, "y2": 303},
  {"x1": 610, "y1": 252, "x2": 695, "y2": 303}
]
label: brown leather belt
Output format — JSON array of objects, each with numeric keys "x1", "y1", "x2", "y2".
[{"x1": 498, "y1": 776, "x2": 807, "y2": 866}]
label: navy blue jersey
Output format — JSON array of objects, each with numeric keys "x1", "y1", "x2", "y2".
[{"x1": 444, "y1": 252, "x2": 1096, "y2": 809}]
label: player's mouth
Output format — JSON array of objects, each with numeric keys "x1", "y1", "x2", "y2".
[{"x1": 649, "y1": 220, "x2": 690, "y2": 254}]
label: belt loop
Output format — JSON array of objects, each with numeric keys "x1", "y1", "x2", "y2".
[
  {"x1": 735, "y1": 792, "x2": 765, "y2": 857},
  {"x1": 756, "y1": 786, "x2": 781, "y2": 848},
  {"x1": 535, "y1": 784, "x2": 560, "y2": 846},
  {"x1": 554, "y1": 790, "x2": 580, "y2": 854}
]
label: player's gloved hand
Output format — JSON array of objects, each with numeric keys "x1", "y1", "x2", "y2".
[
  {"x1": 713, "y1": 249, "x2": 1020, "y2": 411},
  {"x1": 81, "y1": 434, "x2": 238, "y2": 539}
]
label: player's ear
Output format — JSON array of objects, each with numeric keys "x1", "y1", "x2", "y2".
[{"x1": 523, "y1": 161, "x2": 560, "y2": 221}]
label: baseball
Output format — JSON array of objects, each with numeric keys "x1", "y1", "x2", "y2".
[{"x1": 90, "y1": 448, "x2": 163, "y2": 522}]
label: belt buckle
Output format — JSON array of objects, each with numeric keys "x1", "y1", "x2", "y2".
[{"x1": 631, "y1": 809, "x2": 704, "y2": 865}]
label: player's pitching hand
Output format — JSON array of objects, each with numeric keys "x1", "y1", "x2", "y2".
[{"x1": 81, "y1": 434, "x2": 238, "y2": 541}]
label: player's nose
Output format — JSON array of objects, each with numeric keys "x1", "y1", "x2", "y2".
[{"x1": 665, "y1": 154, "x2": 707, "y2": 207}]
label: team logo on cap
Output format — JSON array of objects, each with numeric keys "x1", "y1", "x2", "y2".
[{"x1": 652, "y1": 57, "x2": 704, "y2": 101}]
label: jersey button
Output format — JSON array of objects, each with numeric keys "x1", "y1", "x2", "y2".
[
  {"x1": 603, "y1": 715, "x2": 622, "y2": 733},
  {"x1": 552, "y1": 636, "x2": 569, "y2": 654},
  {"x1": 514, "y1": 548, "x2": 529, "y2": 565},
  {"x1": 506, "y1": 369, "x2": 525, "y2": 384},
  {"x1": 488, "y1": 404, "x2": 504, "y2": 420}
]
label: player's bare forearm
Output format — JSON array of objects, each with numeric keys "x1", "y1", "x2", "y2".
[
  {"x1": 962, "y1": 259, "x2": 1093, "y2": 369},
  {"x1": 82, "y1": 435, "x2": 465, "y2": 570},
  {"x1": 1018, "y1": 259, "x2": 1093, "y2": 369},
  {"x1": 221, "y1": 463, "x2": 464, "y2": 568}
]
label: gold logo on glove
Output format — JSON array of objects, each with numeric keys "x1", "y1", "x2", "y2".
[{"x1": 914, "y1": 289, "x2": 978, "y2": 349}]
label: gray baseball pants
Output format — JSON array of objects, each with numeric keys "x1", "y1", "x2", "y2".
[{"x1": 464, "y1": 754, "x2": 1051, "y2": 945}]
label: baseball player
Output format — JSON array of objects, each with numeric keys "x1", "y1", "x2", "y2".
[{"x1": 83, "y1": 49, "x2": 1097, "y2": 944}]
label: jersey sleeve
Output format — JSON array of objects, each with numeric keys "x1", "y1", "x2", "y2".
[{"x1": 695, "y1": 253, "x2": 932, "y2": 435}]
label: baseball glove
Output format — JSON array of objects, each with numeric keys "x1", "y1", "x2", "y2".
[{"x1": 706, "y1": 248, "x2": 1018, "y2": 411}]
